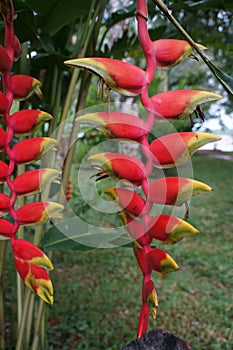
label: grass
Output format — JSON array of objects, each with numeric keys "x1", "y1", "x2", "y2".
[{"x1": 2, "y1": 155, "x2": 233, "y2": 349}]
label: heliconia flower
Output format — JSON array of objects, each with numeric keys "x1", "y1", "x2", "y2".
[
  {"x1": 146, "y1": 248, "x2": 179, "y2": 278},
  {"x1": 10, "y1": 137, "x2": 57, "y2": 164},
  {"x1": 0, "y1": 218, "x2": 15, "y2": 238},
  {"x1": 0, "y1": 160, "x2": 8, "y2": 182},
  {"x1": 65, "y1": 57, "x2": 149, "y2": 97},
  {"x1": 104, "y1": 187, "x2": 146, "y2": 217},
  {"x1": 0, "y1": 44, "x2": 11, "y2": 73},
  {"x1": 77, "y1": 112, "x2": 149, "y2": 140},
  {"x1": 12, "y1": 240, "x2": 54, "y2": 304},
  {"x1": 150, "y1": 90, "x2": 222, "y2": 121},
  {"x1": 134, "y1": 244, "x2": 152, "y2": 276},
  {"x1": 13, "y1": 35, "x2": 21, "y2": 60},
  {"x1": 15, "y1": 202, "x2": 64, "y2": 226},
  {"x1": 119, "y1": 212, "x2": 150, "y2": 247},
  {"x1": 146, "y1": 214, "x2": 199, "y2": 244},
  {"x1": 153, "y1": 39, "x2": 206, "y2": 70},
  {"x1": 137, "y1": 304, "x2": 149, "y2": 339},
  {"x1": 142, "y1": 280, "x2": 158, "y2": 319},
  {"x1": 0, "y1": 128, "x2": 7, "y2": 150},
  {"x1": 0, "y1": 91, "x2": 9, "y2": 115},
  {"x1": 0, "y1": 193, "x2": 10, "y2": 215},
  {"x1": 13, "y1": 169, "x2": 60, "y2": 196},
  {"x1": 10, "y1": 75, "x2": 42, "y2": 101},
  {"x1": 88, "y1": 153, "x2": 146, "y2": 186},
  {"x1": 149, "y1": 132, "x2": 221, "y2": 168},
  {"x1": 11, "y1": 238, "x2": 54, "y2": 270},
  {"x1": 149, "y1": 177, "x2": 212, "y2": 206},
  {"x1": 14, "y1": 259, "x2": 54, "y2": 304},
  {"x1": 10, "y1": 109, "x2": 53, "y2": 135}
]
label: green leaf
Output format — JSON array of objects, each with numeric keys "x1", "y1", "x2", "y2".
[
  {"x1": 207, "y1": 60, "x2": 233, "y2": 97},
  {"x1": 41, "y1": 217, "x2": 132, "y2": 250}
]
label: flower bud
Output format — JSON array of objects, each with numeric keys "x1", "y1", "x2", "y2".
[
  {"x1": 65, "y1": 57, "x2": 149, "y2": 97},
  {"x1": 15, "y1": 201, "x2": 63, "y2": 226},
  {"x1": 149, "y1": 177, "x2": 212, "y2": 206},
  {"x1": 146, "y1": 248, "x2": 179, "y2": 278},
  {"x1": 10, "y1": 75, "x2": 42, "y2": 101},
  {"x1": 11, "y1": 109, "x2": 53, "y2": 135},
  {"x1": 146, "y1": 214, "x2": 199, "y2": 244},
  {"x1": 88, "y1": 153, "x2": 146, "y2": 186},
  {"x1": 11, "y1": 137, "x2": 57, "y2": 164},
  {"x1": 13, "y1": 169, "x2": 60, "y2": 196}
]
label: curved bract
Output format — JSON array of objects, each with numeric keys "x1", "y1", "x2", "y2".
[{"x1": 65, "y1": 57, "x2": 149, "y2": 96}]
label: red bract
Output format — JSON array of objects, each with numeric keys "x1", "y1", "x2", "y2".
[
  {"x1": 77, "y1": 112, "x2": 149, "y2": 140},
  {"x1": 0, "y1": 160, "x2": 8, "y2": 182},
  {"x1": 10, "y1": 137, "x2": 57, "y2": 164},
  {"x1": 65, "y1": 57, "x2": 149, "y2": 96},
  {"x1": 146, "y1": 214, "x2": 199, "y2": 244},
  {"x1": 10, "y1": 75, "x2": 42, "y2": 100},
  {"x1": 88, "y1": 153, "x2": 147, "y2": 186},
  {"x1": 104, "y1": 187, "x2": 146, "y2": 217},
  {"x1": 149, "y1": 132, "x2": 221, "y2": 168},
  {"x1": 119, "y1": 213, "x2": 150, "y2": 247},
  {"x1": 150, "y1": 90, "x2": 222, "y2": 120},
  {"x1": 0, "y1": 44, "x2": 11, "y2": 73},
  {"x1": 142, "y1": 279, "x2": 158, "y2": 319},
  {"x1": 0, "y1": 193, "x2": 10, "y2": 214},
  {"x1": 13, "y1": 35, "x2": 21, "y2": 60},
  {"x1": 13, "y1": 169, "x2": 60, "y2": 196},
  {"x1": 134, "y1": 244, "x2": 152, "y2": 276},
  {"x1": 15, "y1": 202, "x2": 63, "y2": 226},
  {"x1": 146, "y1": 248, "x2": 179, "y2": 278},
  {"x1": 0, "y1": 128, "x2": 8, "y2": 150},
  {"x1": 137, "y1": 304, "x2": 149, "y2": 338},
  {"x1": 0, "y1": 91, "x2": 9, "y2": 115},
  {"x1": 153, "y1": 39, "x2": 206, "y2": 69},
  {"x1": 149, "y1": 177, "x2": 212, "y2": 206},
  {"x1": 0, "y1": 218, "x2": 15, "y2": 237},
  {"x1": 10, "y1": 109, "x2": 53, "y2": 135}
]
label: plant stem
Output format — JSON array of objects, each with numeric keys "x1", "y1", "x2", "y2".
[{"x1": 15, "y1": 290, "x2": 33, "y2": 350}]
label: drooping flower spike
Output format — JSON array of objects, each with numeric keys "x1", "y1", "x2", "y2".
[{"x1": 65, "y1": 57, "x2": 150, "y2": 96}]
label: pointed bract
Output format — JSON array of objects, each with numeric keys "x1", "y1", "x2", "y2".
[
  {"x1": 65, "y1": 57, "x2": 148, "y2": 97},
  {"x1": 15, "y1": 202, "x2": 63, "y2": 226},
  {"x1": 0, "y1": 193, "x2": 10, "y2": 215},
  {"x1": 11, "y1": 110, "x2": 53, "y2": 135},
  {"x1": 10, "y1": 75, "x2": 42, "y2": 101},
  {"x1": 0, "y1": 128, "x2": 7, "y2": 150},
  {"x1": 11, "y1": 137, "x2": 57, "y2": 164},
  {"x1": 77, "y1": 112, "x2": 149, "y2": 140},
  {"x1": 149, "y1": 177, "x2": 212, "y2": 206},
  {"x1": 146, "y1": 214, "x2": 199, "y2": 244},
  {"x1": 149, "y1": 132, "x2": 221, "y2": 168},
  {"x1": 0, "y1": 91, "x2": 9, "y2": 115},
  {"x1": 0, "y1": 218, "x2": 15, "y2": 238},
  {"x1": 142, "y1": 280, "x2": 158, "y2": 319},
  {"x1": 104, "y1": 187, "x2": 146, "y2": 216},
  {"x1": 153, "y1": 39, "x2": 206, "y2": 70},
  {"x1": 13, "y1": 169, "x2": 60, "y2": 196},
  {"x1": 146, "y1": 248, "x2": 179, "y2": 278},
  {"x1": 137, "y1": 304, "x2": 149, "y2": 338},
  {"x1": 88, "y1": 153, "x2": 146, "y2": 186},
  {"x1": 150, "y1": 90, "x2": 222, "y2": 120}
]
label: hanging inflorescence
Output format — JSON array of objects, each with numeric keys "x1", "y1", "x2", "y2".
[{"x1": 0, "y1": 0, "x2": 63, "y2": 304}]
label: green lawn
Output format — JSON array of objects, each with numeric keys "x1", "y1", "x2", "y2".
[{"x1": 3, "y1": 155, "x2": 233, "y2": 349}]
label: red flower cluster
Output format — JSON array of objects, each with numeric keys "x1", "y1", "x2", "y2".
[
  {"x1": 65, "y1": 0, "x2": 221, "y2": 338},
  {"x1": 0, "y1": 1, "x2": 63, "y2": 304}
]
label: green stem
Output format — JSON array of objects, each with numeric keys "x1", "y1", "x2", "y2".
[
  {"x1": 31, "y1": 300, "x2": 45, "y2": 350},
  {"x1": 15, "y1": 290, "x2": 33, "y2": 350}
]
